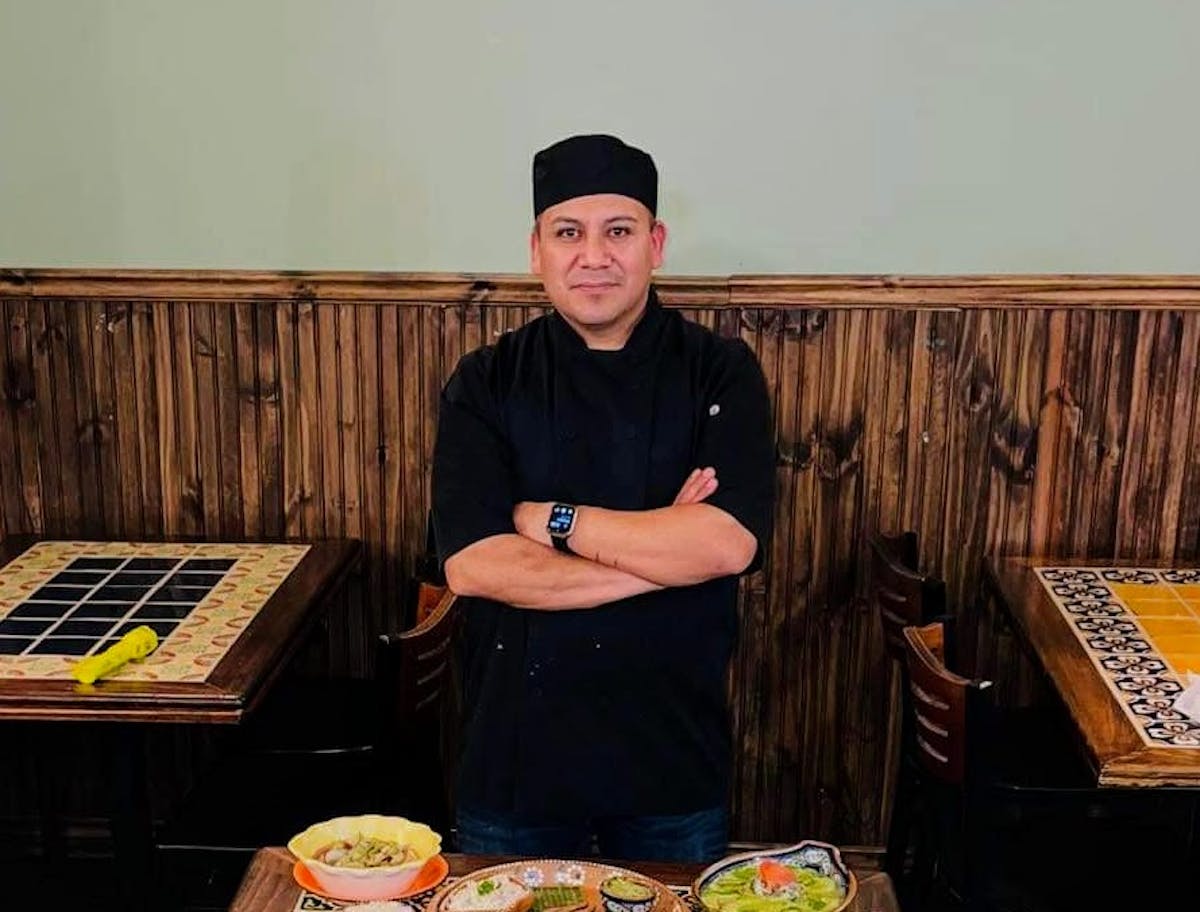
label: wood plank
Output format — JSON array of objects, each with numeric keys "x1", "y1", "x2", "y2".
[
  {"x1": 1065, "y1": 311, "x2": 1108, "y2": 557},
  {"x1": 0, "y1": 303, "x2": 31, "y2": 532},
  {"x1": 336, "y1": 303, "x2": 365, "y2": 672},
  {"x1": 212, "y1": 301, "x2": 244, "y2": 539},
  {"x1": 356, "y1": 304, "x2": 384, "y2": 644},
  {"x1": 26, "y1": 301, "x2": 65, "y2": 534},
  {"x1": 107, "y1": 303, "x2": 144, "y2": 537},
  {"x1": 380, "y1": 304, "x2": 404, "y2": 627},
  {"x1": 170, "y1": 301, "x2": 203, "y2": 537},
  {"x1": 234, "y1": 303, "x2": 263, "y2": 540},
  {"x1": 191, "y1": 302, "x2": 224, "y2": 538},
  {"x1": 151, "y1": 303, "x2": 182, "y2": 535},
  {"x1": 399, "y1": 306, "x2": 423, "y2": 608},
  {"x1": 89, "y1": 302, "x2": 124, "y2": 536},
  {"x1": 294, "y1": 300, "x2": 322, "y2": 540},
  {"x1": 276, "y1": 301, "x2": 303, "y2": 539},
  {"x1": 257, "y1": 302, "x2": 283, "y2": 540},
  {"x1": 65, "y1": 301, "x2": 103, "y2": 536},
  {"x1": 1157, "y1": 315, "x2": 1200, "y2": 556}
]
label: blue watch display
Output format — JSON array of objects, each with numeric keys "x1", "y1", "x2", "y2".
[{"x1": 547, "y1": 503, "x2": 577, "y2": 552}]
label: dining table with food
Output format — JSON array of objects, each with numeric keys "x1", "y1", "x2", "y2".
[{"x1": 228, "y1": 814, "x2": 899, "y2": 912}]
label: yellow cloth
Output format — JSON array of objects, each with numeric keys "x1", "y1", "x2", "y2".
[{"x1": 70, "y1": 625, "x2": 159, "y2": 684}]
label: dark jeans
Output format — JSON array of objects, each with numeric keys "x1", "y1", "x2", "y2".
[{"x1": 455, "y1": 804, "x2": 728, "y2": 864}]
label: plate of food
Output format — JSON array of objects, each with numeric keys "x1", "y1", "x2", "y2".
[
  {"x1": 287, "y1": 814, "x2": 445, "y2": 902},
  {"x1": 692, "y1": 842, "x2": 856, "y2": 912},
  {"x1": 428, "y1": 859, "x2": 686, "y2": 912}
]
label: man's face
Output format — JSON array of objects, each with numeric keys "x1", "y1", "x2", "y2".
[{"x1": 530, "y1": 193, "x2": 667, "y2": 348}]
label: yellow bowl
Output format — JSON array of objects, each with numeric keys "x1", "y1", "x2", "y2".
[{"x1": 287, "y1": 815, "x2": 442, "y2": 902}]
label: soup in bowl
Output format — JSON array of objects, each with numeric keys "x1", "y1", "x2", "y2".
[{"x1": 288, "y1": 814, "x2": 441, "y2": 901}]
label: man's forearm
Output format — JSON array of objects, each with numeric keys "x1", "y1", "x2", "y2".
[
  {"x1": 568, "y1": 503, "x2": 756, "y2": 587},
  {"x1": 444, "y1": 534, "x2": 662, "y2": 610}
]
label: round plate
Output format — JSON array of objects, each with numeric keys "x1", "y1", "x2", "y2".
[
  {"x1": 428, "y1": 859, "x2": 686, "y2": 912},
  {"x1": 293, "y1": 853, "x2": 450, "y2": 902}
]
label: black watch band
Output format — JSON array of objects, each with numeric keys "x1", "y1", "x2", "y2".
[{"x1": 551, "y1": 535, "x2": 573, "y2": 554}]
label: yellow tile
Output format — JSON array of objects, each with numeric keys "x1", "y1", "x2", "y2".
[
  {"x1": 1125, "y1": 600, "x2": 1194, "y2": 618},
  {"x1": 1173, "y1": 584, "x2": 1200, "y2": 599},
  {"x1": 1165, "y1": 654, "x2": 1200, "y2": 676},
  {"x1": 1137, "y1": 617, "x2": 1200, "y2": 638},
  {"x1": 1151, "y1": 633, "x2": 1200, "y2": 653},
  {"x1": 1109, "y1": 583, "x2": 1173, "y2": 602}
]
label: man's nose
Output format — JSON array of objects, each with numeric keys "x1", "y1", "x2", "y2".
[{"x1": 579, "y1": 232, "x2": 610, "y2": 267}]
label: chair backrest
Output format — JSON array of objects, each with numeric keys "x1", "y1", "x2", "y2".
[
  {"x1": 902, "y1": 622, "x2": 992, "y2": 786},
  {"x1": 869, "y1": 534, "x2": 948, "y2": 665},
  {"x1": 903, "y1": 622, "x2": 998, "y2": 909},
  {"x1": 378, "y1": 586, "x2": 458, "y2": 730},
  {"x1": 875, "y1": 529, "x2": 920, "y2": 572}
]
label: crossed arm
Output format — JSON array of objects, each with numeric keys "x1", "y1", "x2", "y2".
[{"x1": 443, "y1": 468, "x2": 758, "y2": 610}]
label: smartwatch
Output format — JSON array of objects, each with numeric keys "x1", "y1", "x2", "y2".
[{"x1": 547, "y1": 503, "x2": 578, "y2": 553}]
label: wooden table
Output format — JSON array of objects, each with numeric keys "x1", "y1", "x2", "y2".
[
  {"x1": 230, "y1": 849, "x2": 901, "y2": 912},
  {"x1": 986, "y1": 556, "x2": 1200, "y2": 787},
  {"x1": 0, "y1": 535, "x2": 361, "y2": 909}
]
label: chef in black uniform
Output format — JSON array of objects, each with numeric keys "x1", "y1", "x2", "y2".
[{"x1": 432, "y1": 133, "x2": 774, "y2": 862}]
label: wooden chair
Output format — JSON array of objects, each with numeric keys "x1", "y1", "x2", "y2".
[
  {"x1": 155, "y1": 588, "x2": 460, "y2": 909},
  {"x1": 902, "y1": 622, "x2": 1190, "y2": 912},
  {"x1": 868, "y1": 532, "x2": 950, "y2": 888}
]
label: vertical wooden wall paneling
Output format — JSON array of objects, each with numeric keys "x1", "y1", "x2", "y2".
[{"x1": 4, "y1": 272, "x2": 1200, "y2": 848}]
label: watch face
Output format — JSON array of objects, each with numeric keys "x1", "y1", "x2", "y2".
[{"x1": 548, "y1": 504, "x2": 576, "y2": 535}]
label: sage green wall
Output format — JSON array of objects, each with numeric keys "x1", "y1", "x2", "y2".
[{"x1": 2, "y1": 1, "x2": 1197, "y2": 273}]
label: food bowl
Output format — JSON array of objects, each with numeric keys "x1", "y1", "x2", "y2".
[
  {"x1": 692, "y1": 841, "x2": 857, "y2": 912},
  {"x1": 287, "y1": 814, "x2": 442, "y2": 902},
  {"x1": 599, "y1": 873, "x2": 658, "y2": 912}
]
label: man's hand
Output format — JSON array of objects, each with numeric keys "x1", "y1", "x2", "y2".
[
  {"x1": 673, "y1": 466, "x2": 719, "y2": 505},
  {"x1": 513, "y1": 501, "x2": 553, "y2": 546},
  {"x1": 513, "y1": 468, "x2": 718, "y2": 548}
]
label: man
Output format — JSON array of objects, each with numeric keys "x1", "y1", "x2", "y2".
[{"x1": 432, "y1": 134, "x2": 774, "y2": 862}]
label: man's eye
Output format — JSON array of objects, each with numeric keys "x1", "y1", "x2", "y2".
[
  {"x1": 609, "y1": 226, "x2": 631, "y2": 238},
  {"x1": 556, "y1": 227, "x2": 579, "y2": 239}
]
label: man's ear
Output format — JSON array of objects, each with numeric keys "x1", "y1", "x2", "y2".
[
  {"x1": 530, "y1": 221, "x2": 542, "y2": 274},
  {"x1": 650, "y1": 219, "x2": 668, "y2": 270}
]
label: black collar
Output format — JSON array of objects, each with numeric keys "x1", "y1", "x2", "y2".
[{"x1": 548, "y1": 286, "x2": 665, "y2": 364}]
